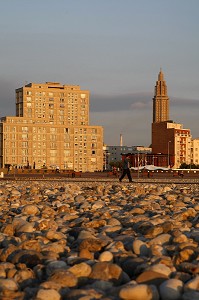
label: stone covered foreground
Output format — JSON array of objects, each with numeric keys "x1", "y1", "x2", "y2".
[{"x1": 0, "y1": 180, "x2": 199, "y2": 299}]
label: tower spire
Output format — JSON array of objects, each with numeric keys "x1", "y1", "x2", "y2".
[
  {"x1": 158, "y1": 68, "x2": 164, "y2": 81},
  {"x1": 153, "y1": 69, "x2": 169, "y2": 123}
]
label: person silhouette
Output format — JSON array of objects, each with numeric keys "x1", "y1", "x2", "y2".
[{"x1": 119, "y1": 153, "x2": 132, "y2": 182}]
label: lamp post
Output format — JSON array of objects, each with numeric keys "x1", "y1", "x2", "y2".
[
  {"x1": 3, "y1": 138, "x2": 6, "y2": 168},
  {"x1": 168, "y1": 141, "x2": 171, "y2": 167},
  {"x1": 137, "y1": 152, "x2": 140, "y2": 179}
]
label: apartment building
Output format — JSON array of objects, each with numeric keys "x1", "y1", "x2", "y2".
[
  {"x1": 0, "y1": 82, "x2": 103, "y2": 171},
  {"x1": 191, "y1": 138, "x2": 199, "y2": 165}
]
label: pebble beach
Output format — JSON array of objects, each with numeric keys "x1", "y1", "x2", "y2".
[{"x1": 0, "y1": 179, "x2": 199, "y2": 299}]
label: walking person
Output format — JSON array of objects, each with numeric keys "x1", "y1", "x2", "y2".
[{"x1": 119, "y1": 153, "x2": 133, "y2": 182}]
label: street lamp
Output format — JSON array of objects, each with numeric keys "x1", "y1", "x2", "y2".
[
  {"x1": 3, "y1": 138, "x2": 6, "y2": 168},
  {"x1": 168, "y1": 141, "x2": 171, "y2": 167},
  {"x1": 137, "y1": 152, "x2": 140, "y2": 179}
]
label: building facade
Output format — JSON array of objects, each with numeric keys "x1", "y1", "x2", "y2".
[
  {"x1": 0, "y1": 82, "x2": 103, "y2": 171},
  {"x1": 152, "y1": 121, "x2": 192, "y2": 168},
  {"x1": 191, "y1": 138, "x2": 199, "y2": 165}
]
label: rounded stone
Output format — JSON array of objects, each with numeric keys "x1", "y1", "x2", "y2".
[
  {"x1": 45, "y1": 230, "x2": 65, "y2": 241},
  {"x1": 136, "y1": 270, "x2": 168, "y2": 286},
  {"x1": 159, "y1": 278, "x2": 183, "y2": 300},
  {"x1": 48, "y1": 270, "x2": 78, "y2": 287},
  {"x1": 149, "y1": 233, "x2": 171, "y2": 245},
  {"x1": 78, "y1": 238, "x2": 104, "y2": 252},
  {"x1": 98, "y1": 251, "x2": 114, "y2": 262},
  {"x1": 68, "y1": 262, "x2": 92, "y2": 277},
  {"x1": 46, "y1": 261, "x2": 67, "y2": 276},
  {"x1": 35, "y1": 288, "x2": 61, "y2": 300},
  {"x1": 89, "y1": 262, "x2": 123, "y2": 284},
  {"x1": 184, "y1": 276, "x2": 199, "y2": 291},
  {"x1": 182, "y1": 291, "x2": 199, "y2": 300},
  {"x1": 148, "y1": 263, "x2": 172, "y2": 277},
  {"x1": 79, "y1": 248, "x2": 94, "y2": 260},
  {"x1": 132, "y1": 239, "x2": 149, "y2": 256},
  {"x1": 0, "y1": 278, "x2": 18, "y2": 291},
  {"x1": 119, "y1": 283, "x2": 159, "y2": 300},
  {"x1": 21, "y1": 204, "x2": 39, "y2": 215},
  {"x1": 14, "y1": 268, "x2": 35, "y2": 284}
]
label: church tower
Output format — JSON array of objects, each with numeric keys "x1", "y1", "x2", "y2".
[{"x1": 153, "y1": 69, "x2": 169, "y2": 123}]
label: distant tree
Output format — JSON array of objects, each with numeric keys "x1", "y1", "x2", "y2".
[
  {"x1": 179, "y1": 163, "x2": 189, "y2": 169},
  {"x1": 179, "y1": 163, "x2": 199, "y2": 169}
]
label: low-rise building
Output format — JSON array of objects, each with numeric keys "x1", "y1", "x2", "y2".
[
  {"x1": 103, "y1": 145, "x2": 152, "y2": 170},
  {"x1": 152, "y1": 121, "x2": 192, "y2": 168}
]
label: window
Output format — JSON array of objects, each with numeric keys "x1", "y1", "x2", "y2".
[
  {"x1": 22, "y1": 142, "x2": 28, "y2": 147},
  {"x1": 50, "y1": 128, "x2": 56, "y2": 133},
  {"x1": 50, "y1": 150, "x2": 57, "y2": 156},
  {"x1": 92, "y1": 128, "x2": 97, "y2": 134},
  {"x1": 22, "y1": 133, "x2": 28, "y2": 140}
]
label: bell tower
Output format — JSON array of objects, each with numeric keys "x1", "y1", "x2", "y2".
[{"x1": 153, "y1": 69, "x2": 169, "y2": 123}]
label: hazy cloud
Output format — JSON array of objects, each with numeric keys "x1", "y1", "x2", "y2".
[
  {"x1": 90, "y1": 94, "x2": 199, "y2": 146},
  {"x1": 90, "y1": 92, "x2": 153, "y2": 112},
  {"x1": 0, "y1": 80, "x2": 198, "y2": 146},
  {"x1": 130, "y1": 101, "x2": 151, "y2": 109},
  {"x1": 91, "y1": 92, "x2": 199, "y2": 113}
]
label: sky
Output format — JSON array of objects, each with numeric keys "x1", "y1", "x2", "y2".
[{"x1": 0, "y1": 0, "x2": 199, "y2": 147}]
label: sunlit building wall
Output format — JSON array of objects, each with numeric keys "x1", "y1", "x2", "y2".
[
  {"x1": 0, "y1": 82, "x2": 103, "y2": 171},
  {"x1": 191, "y1": 138, "x2": 199, "y2": 165}
]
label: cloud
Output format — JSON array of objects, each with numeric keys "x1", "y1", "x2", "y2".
[
  {"x1": 1, "y1": 81, "x2": 198, "y2": 146},
  {"x1": 130, "y1": 101, "x2": 151, "y2": 109},
  {"x1": 90, "y1": 92, "x2": 153, "y2": 112},
  {"x1": 90, "y1": 93, "x2": 199, "y2": 146},
  {"x1": 90, "y1": 92, "x2": 199, "y2": 113}
]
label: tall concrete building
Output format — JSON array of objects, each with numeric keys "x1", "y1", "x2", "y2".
[
  {"x1": 153, "y1": 69, "x2": 169, "y2": 123},
  {"x1": 152, "y1": 70, "x2": 192, "y2": 168},
  {"x1": 0, "y1": 82, "x2": 103, "y2": 171}
]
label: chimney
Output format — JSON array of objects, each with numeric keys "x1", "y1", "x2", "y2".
[{"x1": 120, "y1": 134, "x2": 123, "y2": 147}]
